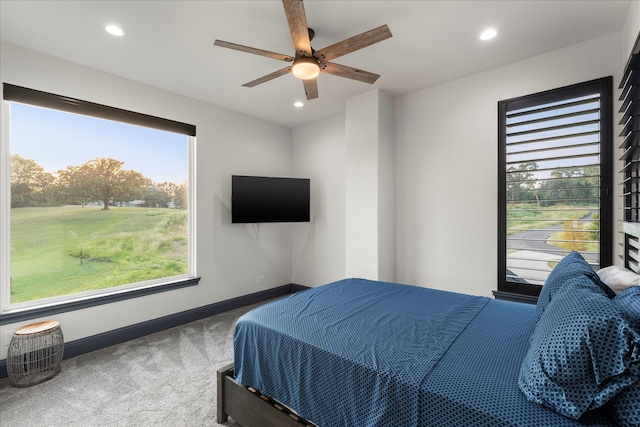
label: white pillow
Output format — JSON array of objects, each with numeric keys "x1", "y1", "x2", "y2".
[{"x1": 596, "y1": 265, "x2": 640, "y2": 294}]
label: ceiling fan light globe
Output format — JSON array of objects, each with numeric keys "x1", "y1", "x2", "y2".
[{"x1": 292, "y1": 59, "x2": 320, "y2": 80}]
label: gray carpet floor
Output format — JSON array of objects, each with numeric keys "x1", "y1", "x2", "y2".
[{"x1": 0, "y1": 302, "x2": 266, "y2": 427}]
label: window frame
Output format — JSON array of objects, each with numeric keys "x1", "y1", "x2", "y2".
[
  {"x1": 0, "y1": 83, "x2": 199, "y2": 324},
  {"x1": 496, "y1": 77, "x2": 614, "y2": 302},
  {"x1": 620, "y1": 34, "x2": 640, "y2": 271}
]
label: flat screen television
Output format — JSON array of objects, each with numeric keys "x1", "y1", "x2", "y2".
[{"x1": 231, "y1": 175, "x2": 310, "y2": 223}]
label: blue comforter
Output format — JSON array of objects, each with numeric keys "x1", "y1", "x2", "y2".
[{"x1": 233, "y1": 278, "x2": 614, "y2": 426}]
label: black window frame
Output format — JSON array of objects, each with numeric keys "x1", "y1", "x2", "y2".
[
  {"x1": 620, "y1": 33, "x2": 640, "y2": 270},
  {"x1": 496, "y1": 77, "x2": 614, "y2": 302}
]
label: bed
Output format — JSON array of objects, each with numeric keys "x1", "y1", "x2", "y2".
[{"x1": 218, "y1": 255, "x2": 640, "y2": 427}]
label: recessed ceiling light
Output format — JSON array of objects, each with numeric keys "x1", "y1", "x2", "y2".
[
  {"x1": 105, "y1": 25, "x2": 124, "y2": 37},
  {"x1": 294, "y1": 101, "x2": 304, "y2": 108},
  {"x1": 480, "y1": 28, "x2": 498, "y2": 41}
]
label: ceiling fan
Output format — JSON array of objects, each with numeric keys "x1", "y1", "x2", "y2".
[{"x1": 213, "y1": 0, "x2": 392, "y2": 100}]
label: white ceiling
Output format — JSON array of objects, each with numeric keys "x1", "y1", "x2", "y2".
[{"x1": 0, "y1": 1, "x2": 632, "y2": 128}]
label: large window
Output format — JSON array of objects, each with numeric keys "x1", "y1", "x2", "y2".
[
  {"x1": 497, "y1": 77, "x2": 613, "y2": 301},
  {"x1": 1, "y1": 84, "x2": 197, "y2": 316}
]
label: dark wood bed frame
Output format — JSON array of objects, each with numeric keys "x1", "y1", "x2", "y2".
[{"x1": 217, "y1": 363, "x2": 316, "y2": 427}]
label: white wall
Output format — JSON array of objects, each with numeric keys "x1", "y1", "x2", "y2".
[
  {"x1": 292, "y1": 90, "x2": 395, "y2": 287},
  {"x1": 377, "y1": 91, "x2": 395, "y2": 282},
  {"x1": 623, "y1": 1, "x2": 640, "y2": 59},
  {"x1": 345, "y1": 91, "x2": 380, "y2": 279},
  {"x1": 394, "y1": 32, "x2": 623, "y2": 297},
  {"x1": 344, "y1": 90, "x2": 395, "y2": 281},
  {"x1": 292, "y1": 114, "x2": 346, "y2": 286},
  {"x1": 0, "y1": 42, "x2": 294, "y2": 357}
]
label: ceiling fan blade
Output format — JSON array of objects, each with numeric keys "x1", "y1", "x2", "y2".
[
  {"x1": 322, "y1": 62, "x2": 380, "y2": 84},
  {"x1": 214, "y1": 40, "x2": 294, "y2": 62},
  {"x1": 282, "y1": 0, "x2": 312, "y2": 57},
  {"x1": 303, "y1": 78, "x2": 318, "y2": 100},
  {"x1": 315, "y1": 24, "x2": 392, "y2": 62},
  {"x1": 242, "y1": 66, "x2": 293, "y2": 87}
]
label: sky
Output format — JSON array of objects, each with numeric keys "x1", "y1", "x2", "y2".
[{"x1": 9, "y1": 103, "x2": 189, "y2": 184}]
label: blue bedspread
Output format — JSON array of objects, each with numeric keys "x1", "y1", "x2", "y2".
[{"x1": 233, "y1": 278, "x2": 614, "y2": 427}]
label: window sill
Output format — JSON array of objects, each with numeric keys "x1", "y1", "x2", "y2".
[
  {"x1": 492, "y1": 290, "x2": 538, "y2": 305},
  {"x1": 0, "y1": 277, "x2": 200, "y2": 325}
]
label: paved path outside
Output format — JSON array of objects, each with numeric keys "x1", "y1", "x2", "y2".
[{"x1": 507, "y1": 212, "x2": 599, "y2": 285}]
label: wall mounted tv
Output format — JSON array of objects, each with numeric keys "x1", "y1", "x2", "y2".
[{"x1": 231, "y1": 175, "x2": 310, "y2": 223}]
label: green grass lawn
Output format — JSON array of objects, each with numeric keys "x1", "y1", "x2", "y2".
[
  {"x1": 507, "y1": 204, "x2": 592, "y2": 235},
  {"x1": 10, "y1": 205, "x2": 188, "y2": 303}
]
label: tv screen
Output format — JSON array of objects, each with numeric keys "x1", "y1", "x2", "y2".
[{"x1": 232, "y1": 175, "x2": 310, "y2": 223}]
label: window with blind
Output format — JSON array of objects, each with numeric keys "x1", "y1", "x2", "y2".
[
  {"x1": 620, "y1": 37, "x2": 640, "y2": 271},
  {"x1": 497, "y1": 78, "x2": 613, "y2": 302}
]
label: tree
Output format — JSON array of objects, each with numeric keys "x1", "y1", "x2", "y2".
[
  {"x1": 56, "y1": 164, "x2": 94, "y2": 207},
  {"x1": 538, "y1": 166, "x2": 600, "y2": 206},
  {"x1": 506, "y1": 162, "x2": 538, "y2": 206},
  {"x1": 555, "y1": 220, "x2": 590, "y2": 251},
  {"x1": 10, "y1": 154, "x2": 55, "y2": 207},
  {"x1": 145, "y1": 181, "x2": 176, "y2": 208},
  {"x1": 174, "y1": 183, "x2": 188, "y2": 209},
  {"x1": 76, "y1": 158, "x2": 147, "y2": 210},
  {"x1": 11, "y1": 155, "x2": 174, "y2": 210}
]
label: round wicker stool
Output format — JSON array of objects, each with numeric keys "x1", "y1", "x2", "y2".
[{"x1": 7, "y1": 320, "x2": 64, "y2": 387}]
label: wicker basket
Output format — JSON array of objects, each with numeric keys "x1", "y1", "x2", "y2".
[{"x1": 7, "y1": 320, "x2": 64, "y2": 388}]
